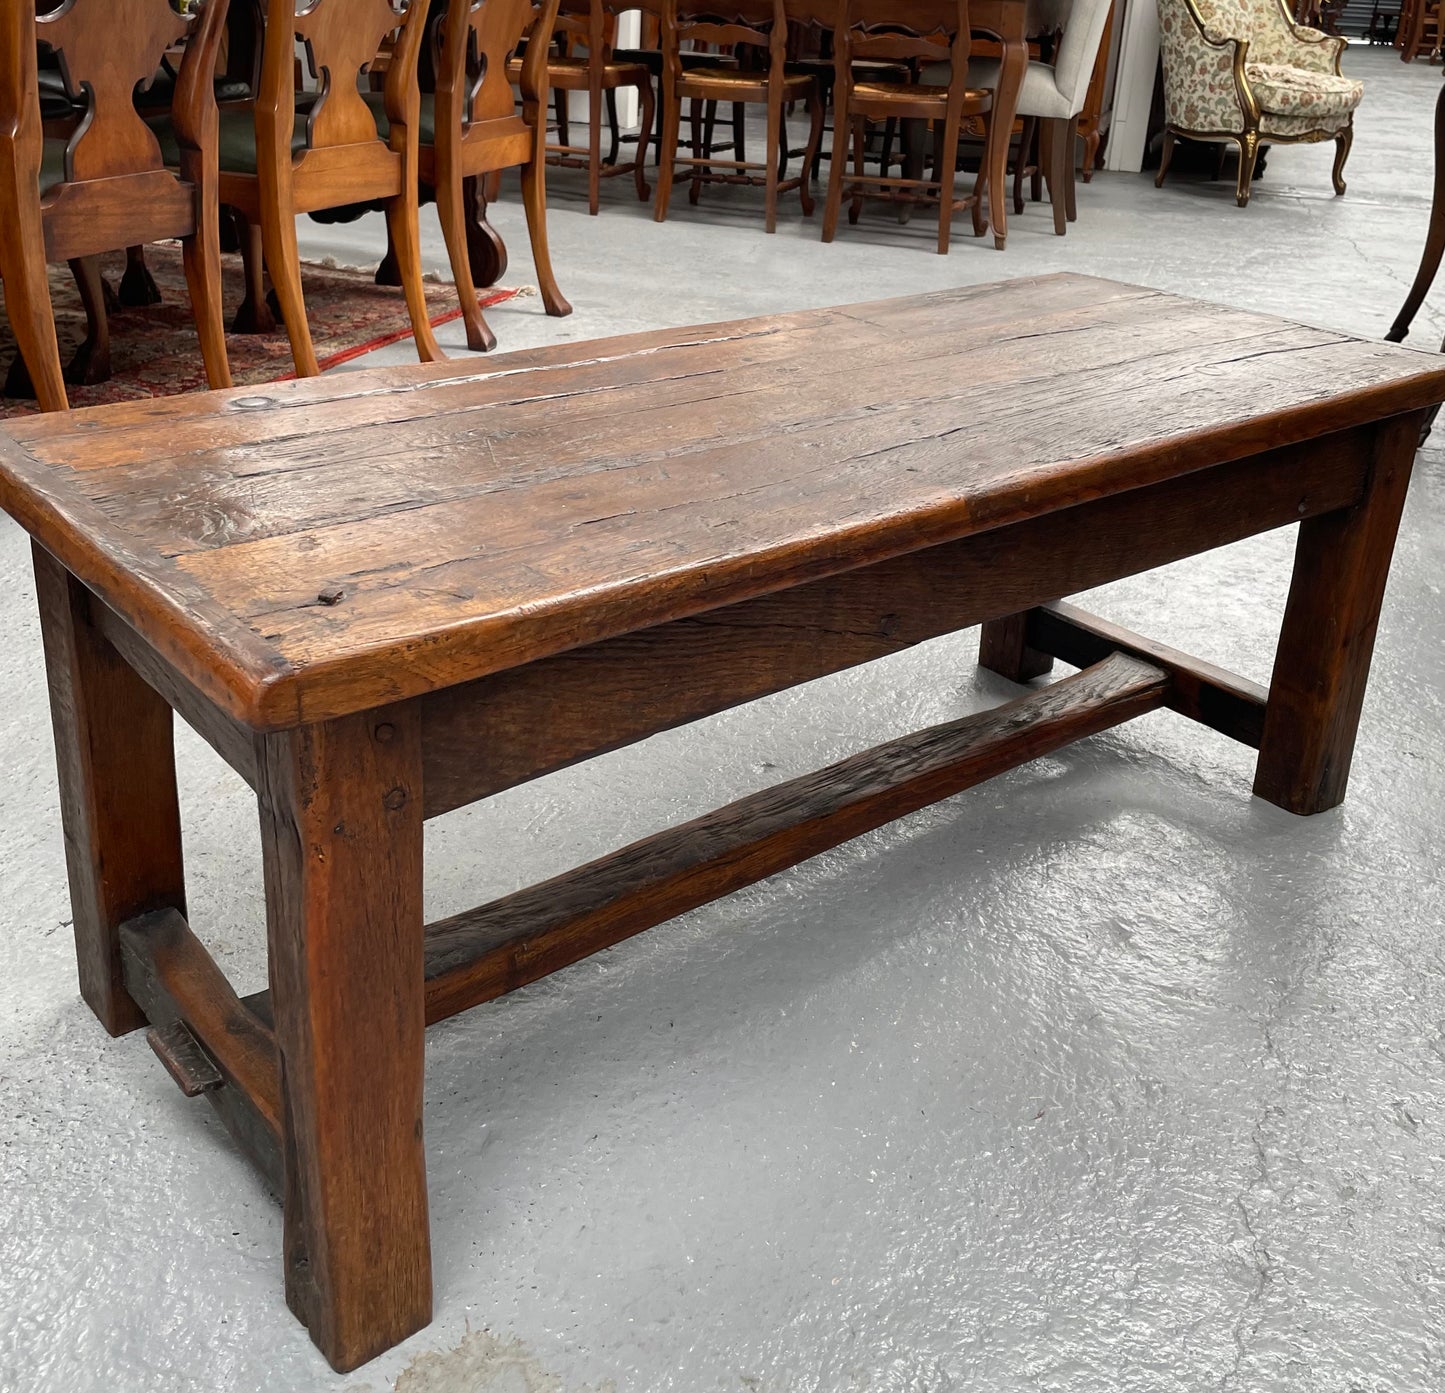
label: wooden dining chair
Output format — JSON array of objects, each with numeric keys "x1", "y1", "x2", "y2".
[
  {"x1": 970, "y1": 0, "x2": 1111, "y2": 235},
  {"x1": 822, "y1": 0, "x2": 990, "y2": 254},
  {"x1": 654, "y1": 0, "x2": 822, "y2": 233},
  {"x1": 369, "y1": 0, "x2": 571, "y2": 351},
  {"x1": 154, "y1": 0, "x2": 441, "y2": 377},
  {"x1": 0, "y1": 0, "x2": 232, "y2": 410},
  {"x1": 509, "y1": 0, "x2": 654, "y2": 215}
]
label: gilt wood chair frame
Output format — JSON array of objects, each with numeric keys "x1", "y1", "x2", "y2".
[{"x1": 1154, "y1": 0, "x2": 1355, "y2": 208}]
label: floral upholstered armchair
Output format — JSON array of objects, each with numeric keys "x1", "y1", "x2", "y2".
[{"x1": 1155, "y1": 0, "x2": 1362, "y2": 206}]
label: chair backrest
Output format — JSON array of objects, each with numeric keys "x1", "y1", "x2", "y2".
[
  {"x1": 35, "y1": 0, "x2": 224, "y2": 185},
  {"x1": 1048, "y1": 0, "x2": 1113, "y2": 112},
  {"x1": 1185, "y1": 0, "x2": 1301, "y2": 57},
  {"x1": 661, "y1": 0, "x2": 790, "y2": 81},
  {"x1": 436, "y1": 0, "x2": 559, "y2": 128},
  {"x1": 829, "y1": 0, "x2": 970, "y2": 92},
  {"x1": 260, "y1": 0, "x2": 428, "y2": 155}
]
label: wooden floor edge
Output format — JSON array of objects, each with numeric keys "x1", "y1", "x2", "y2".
[{"x1": 419, "y1": 650, "x2": 1169, "y2": 1025}]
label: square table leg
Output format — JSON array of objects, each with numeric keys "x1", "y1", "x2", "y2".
[
  {"x1": 257, "y1": 705, "x2": 432, "y2": 1373},
  {"x1": 33, "y1": 544, "x2": 186, "y2": 1037},
  {"x1": 1254, "y1": 412, "x2": 1422, "y2": 815}
]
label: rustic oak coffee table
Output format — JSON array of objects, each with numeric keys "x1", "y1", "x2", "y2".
[{"x1": 2, "y1": 275, "x2": 1441, "y2": 1371}]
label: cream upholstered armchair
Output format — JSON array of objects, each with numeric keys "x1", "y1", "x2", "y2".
[{"x1": 1154, "y1": 0, "x2": 1362, "y2": 207}]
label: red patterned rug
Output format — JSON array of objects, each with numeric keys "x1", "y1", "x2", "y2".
[{"x1": 0, "y1": 243, "x2": 517, "y2": 417}]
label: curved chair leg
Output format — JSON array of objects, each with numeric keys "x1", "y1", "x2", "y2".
[
  {"x1": 937, "y1": 111, "x2": 963, "y2": 255},
  {"x1": 1332, "y1": 123, "x2": 1353, "y2": 196},
  {"x1": 1235, "y1": 129, "x2": 1259, "y2": 207},
  {"x1": 605, "y1": 87, "x2": 621, "y2": 166},
  {"x1": 821, "y1": 98, "x2": 849, "y2": 241},
  {"x1": 971, "y1": 113, "x2": 990, "y2": 237},
  {"x1": 66, "y1": 257, "x2": 112, "y2": 386},
  {"x1": 634, "y1": 75, "x2": 655, "y2": 200},
  {"x1": 463, "y1": 175, "x2": 508, "y2": 288},
  {"x1": 800, "y1": 87, "x2": 823, "y2": 215},
  {"x1": 848, "y1": 115, "x2": 866, "y2": 225},
  {"x1": 375, "y1": 222, "x2": 403, "y2": 286},
  {"x1": 1082, "y1": 128, "x2": 1100, "y2": 182},
  {"x1": 1047, "y1": 118, "x2": 1068, "y2": 234},
  {"x1": 259, "y1": 210, "x2": 320, "y2": 376},
  {"x1": 763, "y1": 92, "x2": 782, "y2": 233},
  {"x1": 1064, "y1": 119, "x2": 1078, "y2": 222},
  {"x1": 520, "y1": 149, "x2": 572, "y2": 319},
  {"x1": 1154, "y1": 129, "x2": 1176, "y2": 188},
  {"x1": 653, "y1": 79, "x2": 680, "y2": 222},
  {"x1": 586, "y1": 82, "x2": 602, "y2": 216},
  {"x1": 436, "y1": 167, "x2": 495, "y2": 353},
  {"x1": 1388, "y1": 92, "x2": 1445, "y2": 341},
  {"x1": 231, "y1": 211, "x2": 277, "y2": 334},
  {"x1": 383, "y1": 190, "x2": 443, "y2": 364},
  {"x1": 1013, "y1": 116, "x2": 1035, "y2": 215},
  {"x1": 688, "y1": 98, "x2": 706, "y2": 206},
  {"x1": 0, "y1": 225, "x2": 67, "y2": 411},
  {"x1": 119, "y1": 245, "x2": 162, "y2": 308},
  {"x1": 181, "y1": 219, "x2": 233, "y2": 389}
]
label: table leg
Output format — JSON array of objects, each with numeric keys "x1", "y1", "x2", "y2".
[
  {"x1": 1253, "y1": 412, "x2": 1423, "y2": 815},
  {"x1": 33, "y1": 546, "x2": 185, "y2": 1036},
  {"x1": 257, "y1": 706, "x2": 431, "y2": 1373},
  {"x1": 985, "y1": 34, "x2": 1029, "y2": 250}
]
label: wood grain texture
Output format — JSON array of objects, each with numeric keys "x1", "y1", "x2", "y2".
[
  {"x1": 421, "y1": 652, "x2": 1168, "y2": 1023},
  {"x1": 257, "y1": 705, "x2": 431, "y2": 1373},
  {"x1": 119, "y1": 908, "x2": 281, "y2": 1134},
  {"x1": 1253, "y1": 410, "x2": 1425, "y2": 813},
  {"x1": 2, "y1": 276, "x2": 1443, "y2": 732},
  {"x1": 1020, "y1": 601, "x2": 1270, "y2": 747},
  {"x1": 418, "y1": 424, "x2": 1368, "y2": 815},
  {"x1": 33, "y1": 544, "x2": 186, "y2": 1035},
  {"x1": 119, "y1": 907, "x2": 282, "y2": 1189}
]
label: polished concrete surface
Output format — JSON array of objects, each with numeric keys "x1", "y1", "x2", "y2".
[{"x1": 3, "y1": 44, "x2": 1443, "y2": 1393}]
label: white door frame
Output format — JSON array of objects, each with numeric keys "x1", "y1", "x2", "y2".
[{"x1": 1106, "y1": 0, "x2": 1160, "y2": 173}]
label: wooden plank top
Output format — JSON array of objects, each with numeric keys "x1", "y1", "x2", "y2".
[{"x1": 2, "y1": 273, "x2": 1442, "y2": 732}]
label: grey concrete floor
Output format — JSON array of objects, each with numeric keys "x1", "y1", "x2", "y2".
[{"x1": 4, "y1": 43, "x2": 1445, "y2": 1393}]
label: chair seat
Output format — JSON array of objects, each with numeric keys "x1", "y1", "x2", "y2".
[
  {"x1": 678, "y1": 66, "x2": 815, "y2": 99},
  {"x1": 612, "y1": 48, "x2": 739, "y2": 76},
  {"x1": 967, "y1": 57, "x2": 1076, "y2": 119},
  {"x1": 149, "y1": 102, "x2": 311, "y2": 174},
  {"x1": 849, "y1": 80, "x2": 992, "y2": 118},
  {"x1": 506, "y1": 55, "x2": 652, "y2": 89},
  {"x1": 1246, "y1": 62, "x2": 1363, "y2": 121}
]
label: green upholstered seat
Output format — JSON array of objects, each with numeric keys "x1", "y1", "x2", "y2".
[
  {"x1": 147, "y1": 102, "x2": 313, "y2": 174},
  {"x1": 39, "y1": 139, "x2": 66, "y2": 195},
  {"x1": 361, "y1": 91, "x2": 435, "y2": 145}
]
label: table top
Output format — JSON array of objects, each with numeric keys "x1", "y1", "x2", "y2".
[{"x1": 2, "y1": 272, "x2": 1441, "y2": 731}]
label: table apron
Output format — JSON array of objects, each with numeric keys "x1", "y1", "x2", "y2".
[
  {"x1": 418, "y1": 424, "x2": 1371, "y2": 817},
  {"x1": 84, "y1": 423, "x2": 1372, "y2": 818}
]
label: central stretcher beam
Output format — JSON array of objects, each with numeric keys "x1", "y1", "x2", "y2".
[{"x1": 118, "y1": 649, "x2": 1170, "y2": 1174}]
